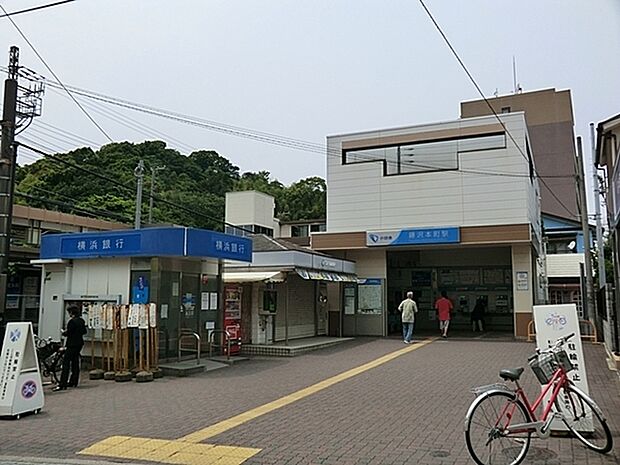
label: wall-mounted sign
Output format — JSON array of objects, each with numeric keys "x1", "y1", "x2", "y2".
[
  {"x1": 41, "y1": 227, "x2": 252, "y2": 262},
  {"x1": 366, "y1": 227, "x2": 460, "y2": 247},
  {"x1": 515, "y1": 271, "x2": 529, "y2": 291}
]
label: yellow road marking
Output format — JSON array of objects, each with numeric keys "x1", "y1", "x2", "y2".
[{"x1": 79, "y1": 338, "x2": 434, "y2": 464}]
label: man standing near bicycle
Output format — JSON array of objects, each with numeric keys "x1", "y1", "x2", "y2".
[
  {"x1": 435, "y1": 290, "x2": 453, "y2": 338},
  {"x1": 53, "y1": 305, "x2": 87, "y2": 392}
]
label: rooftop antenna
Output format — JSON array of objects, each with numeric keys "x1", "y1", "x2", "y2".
[{"x1": 512, "y1": 56, "x2": 522, "y2": 94}]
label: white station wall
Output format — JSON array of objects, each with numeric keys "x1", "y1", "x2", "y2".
[{"x1": 326, "y1": 114, "x2": 537, "y2": 233}]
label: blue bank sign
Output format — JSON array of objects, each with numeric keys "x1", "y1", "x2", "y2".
[
  {"x1": 366, "y1": 227, "x2": 460, "y2": 247},
  {"x1": 41, "y1": 227, "x2": 252, "y2": 262}
]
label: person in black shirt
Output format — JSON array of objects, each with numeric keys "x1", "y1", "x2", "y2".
[{"x1": 53, "y1": 305, "x2": 87, "y2": 391}]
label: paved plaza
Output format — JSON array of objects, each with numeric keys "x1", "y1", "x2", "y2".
[{"x1": 0, "y1": 337, "x2": 618, "y2": 465}]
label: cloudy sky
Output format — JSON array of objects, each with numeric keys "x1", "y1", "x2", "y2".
[{"x1": 1, "y1": 0, "x2": 619, "y2": 205}]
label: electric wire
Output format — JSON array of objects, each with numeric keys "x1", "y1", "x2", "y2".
[
  {"x1": 15, "y1": 191, "x2": 132, "y2": 224},
  {"x1": 0, "y1": 3, "x2": 113, "y2": 142},
  {"x1": 41, "y1": 79, "x2": 577, "y2": 180},
  {"x1": 48, "y1": 86, "x2": 196, "y2": 153},
  {"x1": 0, "y1": 0, "x2": 76, "y2": 18},
  {"x1": 417, "y1": 0, "x2": 578, "y2": 220},
  {"x1": 16, "y1": 142, "x2": 255, "y2": 234},
  {"x1": 1, "y1": 71, "x2": 578, "y2": 181}
]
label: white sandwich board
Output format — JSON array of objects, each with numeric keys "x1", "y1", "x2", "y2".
[
  {"x1": 0, "y1": 322, "x2": 45, "y2": 418},
  {"x1": 533, "y1": 304, "x2": 591, "y2": 432}
]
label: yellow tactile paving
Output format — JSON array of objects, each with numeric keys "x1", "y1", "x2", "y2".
[{"x1": 79, "y1": 339, "x2": 434, "y2": 464}]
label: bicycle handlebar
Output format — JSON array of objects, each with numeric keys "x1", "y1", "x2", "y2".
[{"x1": 532, "y1": 333, "x2": 575, "y2": 358}]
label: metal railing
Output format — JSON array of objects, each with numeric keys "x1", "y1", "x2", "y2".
[
  {"x1": 177, "y1": 330, "x2": 201, "y2": 365},
  {"x1": 527, "y1": 319, "x2": 597, "y2": 343},
  {"x1": 208, "y1": 329, "x2": 231, "y2": 361}
]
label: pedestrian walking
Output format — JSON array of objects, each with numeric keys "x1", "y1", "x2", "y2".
[
  {"x1": 471, "y1": 297, "x2": 486, "y2": 332},
  {"x1": 397, "y1": 291, "x2": 418, "y2": 344},
  {"x1": 435, "y1": 290, "x2": 453, "y2": 338},
  {"x1": 53, "y1": 305, "x2": 87, "y2": 391}
]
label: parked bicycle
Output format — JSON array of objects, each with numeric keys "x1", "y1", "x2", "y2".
[
  {"x1": 35, "y1": 335, "x2": 65, "y2": 385},
  {"x1": 464, "y1": 333, "x2": 612, "y2": 465}
]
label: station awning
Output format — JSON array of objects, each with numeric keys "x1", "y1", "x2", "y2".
[
  {"x1": 295, "y1": 268, "x2": 357, "y2": 282},
  {"x1": 223, "y1": 271, "x2": 286, "y2": 283}
]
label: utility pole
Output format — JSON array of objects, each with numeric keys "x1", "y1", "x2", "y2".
[
  {"x1": 148, "y1": 165, "x2": 165, "y2": 225},
  {"x1": 590, "y1": 123, "x2": 606, "y2": 289},
  {"x1": 0, "y1": 47, "x2": 19, "y2": 316},
  {"x1": 576, "y1": 137, "x2": 596, "y2": 328},
  {"x1": 134, "y1": 160, "x2": 144, "y2": 229}
]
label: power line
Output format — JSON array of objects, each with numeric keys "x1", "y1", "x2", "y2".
[
  {"x1": 41, "y1": 79, "x2": 577, "y2": 181},
  {"x1": 0, "y1": 0, "x2": 76, "y2": 18},
  {"x1": 417, "y1": 0, "x2": 578, "y2": 220},
  {"x1": 16, "y1": 141, "x2": 255, "y2": 234},
  {"x1": 15, "y1": 191, "x2": 132, "y2": 224},
  {"x1": 0, "y1": 3, "x2": 113, "y2": 142}
]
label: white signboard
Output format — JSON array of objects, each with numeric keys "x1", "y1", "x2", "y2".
[
  {"x1": 516, "y1": 271, "x2": 529, "y2": 291},
  {"x1": 533, "y1": 304, "x2": 590, "y2": 432},
  {"x1": 0, "y1": 322, "x2": 45, "y2": 417}
]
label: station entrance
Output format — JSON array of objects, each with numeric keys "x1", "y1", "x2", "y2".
[{"x1": 387, "y1": 247, "x2": 514, "y2": 336}]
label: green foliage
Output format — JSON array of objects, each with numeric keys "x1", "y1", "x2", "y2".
[
  {"x1": 15, "y1": 141, "x2": 327, "y2": 230},
  {"x1": 279, "y1": 177, "x2": 326, "y2": 221}
]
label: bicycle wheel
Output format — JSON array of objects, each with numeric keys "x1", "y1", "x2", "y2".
[
  {"x1": 50, "y1": 353, "x2": 64, "y2": 385},
  {"x1": 465, "y1": 391, "x2": 532, "y2": 465},
  {"x1": 554, "y1": 384, "x2": 613, "y2": 453}
]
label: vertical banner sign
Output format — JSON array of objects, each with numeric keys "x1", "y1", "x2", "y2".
[
  {"x1": 0, "y1": 322, "x2": 45, "y2": 417},
  {"x1": 223, "y1": 285, "x2": 242, "y2": 355},
  {"x1": 533, "y1": 304, "x2": 591, "y2": 432}
]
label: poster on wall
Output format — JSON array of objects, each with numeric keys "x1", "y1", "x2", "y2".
[
  {"x1": 516, "y1": 271, "x2": 529, "y2": 290},
  {"x1": 357, "y1": 279, "x2": 382, "y2": 315},
  {"x1": 132, "y1": 276, "x2": 149, "y2": 304},
  {"x1": 223, "y1": 285, "x2": 242, "y2": 355},
  {"x1": 344, "y1": 286, "x2": 356, "y2": 315}
]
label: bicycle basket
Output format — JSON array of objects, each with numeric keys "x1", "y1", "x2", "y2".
[
  {"x1": 554, "y1": 349, "x2": 575, "y2": 374},
  {"x1": 528, "y1": 352, "x2": 557, "y2": 384}
]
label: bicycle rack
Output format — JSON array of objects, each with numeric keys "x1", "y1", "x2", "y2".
[
  {"x1": 177, "y1": 330, "x2": 201, "y2": 365},
  {"x1": 208, "y1": 329, "x2": 231, "y2": 361}
]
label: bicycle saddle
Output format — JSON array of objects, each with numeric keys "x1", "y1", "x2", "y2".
[{"x1": 499, "y1": 367, "x2": 524, "y2": 381}]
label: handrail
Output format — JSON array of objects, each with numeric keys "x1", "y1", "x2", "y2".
[
  {"x1": 527, "y1": 319, "x2": 597, "y2": 343},
  {"x1": 178, "y1": 330, "x2": 201, "y2": 365},
  {"x1": 527, "y1": 320, "x2": 536, "y2": 342},
  {"x1": 208, "y1": 329, "x2": 231, "y2": 361}
]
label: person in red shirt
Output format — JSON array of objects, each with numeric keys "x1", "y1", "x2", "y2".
[{"x1": 435, "y1": 290, "x2": 453, "y2": 338}]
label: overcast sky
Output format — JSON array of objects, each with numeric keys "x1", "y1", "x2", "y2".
[{"x1": 1, "y1": 0, "x2": 619, "y2": 212}]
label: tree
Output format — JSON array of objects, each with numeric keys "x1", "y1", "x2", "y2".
[{"x1": 279, "y1": 177, "x2": 326, "y2": 221}]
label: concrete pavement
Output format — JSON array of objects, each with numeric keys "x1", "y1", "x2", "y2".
[{"x1": 0, "y1": 337, "x2": 618, "y2": 464}]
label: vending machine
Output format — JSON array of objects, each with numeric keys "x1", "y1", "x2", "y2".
[{"x1": 223, "y1": 285, "x2": 242, "y2": 355}]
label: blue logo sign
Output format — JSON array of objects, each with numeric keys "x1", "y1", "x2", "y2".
[
  {"x1": 9, "y1": 329, "x2": 21, "y2": 343},
  {"x1": 367, "y1": 227, "x2": 460, "y2": 246},
  {"x1": 545, "y1": 313, "x2": 567, "y2": 331},
  {"x1": 21, "y1": 381, "x2": 37, "y2": 399}
]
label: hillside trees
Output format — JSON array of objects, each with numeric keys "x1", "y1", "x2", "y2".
[{"x1": 15, "y1": 141, "x2": 326, "y2": 229}]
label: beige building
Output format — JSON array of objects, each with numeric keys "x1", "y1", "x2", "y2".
[
  {"x1": 5, "y1": 205, "x2": 124, "y2": 329},
  {"x1": 312, "y1": 112, "x2": 543, "y2": 338},
  {"x1": 595, "y1": 113, "x2": 620, "y2": 354}
]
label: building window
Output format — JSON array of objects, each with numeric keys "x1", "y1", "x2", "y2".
[
  {"x1": 292, "y1": 225, "x2": 309, "y2": 237},
  {"x1": 343, "y1": 133, "x2": 505, "y2": 176},
  {"x1": 310, "y1": 223, "x2": 326, "y2": 233},
  {"x1": 501, "y1": 106, "x2": 511, "y2": 113}
]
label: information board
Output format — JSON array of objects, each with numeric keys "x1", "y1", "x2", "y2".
[{"x1": 357, "y1": 279, "x2": 382, "y2": 315}]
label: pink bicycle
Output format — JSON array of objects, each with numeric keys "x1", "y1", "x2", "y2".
[{"x1": 464, "y1": 333, "x2": 612, "y2": 465}]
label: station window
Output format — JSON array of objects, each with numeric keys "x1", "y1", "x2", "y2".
[{"x1": 343, "y1": 133, "x2": 506, "y2": 176}]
